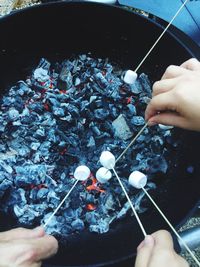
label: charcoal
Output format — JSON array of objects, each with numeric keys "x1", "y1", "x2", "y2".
[
  {"x1": 112, "y1": 114, "x2": 133, "y2": 141},
  {"x1": 57, "y1": 64, "x2": 73, "y2": 91},
  {"x1": 94, "y1": 109, "x2": 109, "y2": 120},
  {"x1": 33, "y1": 67, "x2": 50, "y2": 83},
  {"x1": 0, "y1": 55, "x2": 176, "y2": 237},
  {"x1": 131, "y1": 116, "x2": 145, "y2": 126},
  {"x1": 126, "y1": 104, "x2": 137, "y2": 117},
  {"x1": 71, "y1": 219, "x2": 85, "y2": 231},
  {"x1": 8, "y1": 108, "x2": 19, "y2": 121}
]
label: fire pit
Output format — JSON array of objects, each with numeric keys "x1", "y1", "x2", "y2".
[{"x1": 0, "y1": 2, "x2": 200, "y2": 267}]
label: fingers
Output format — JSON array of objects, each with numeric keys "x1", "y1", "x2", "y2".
[
  {"x1": 145, "y1": 91, "x2": 178, "y2": 122},
  {"x1": 148, "y1": 113, "x2": 189, "y2": 129},
  {"x1": 161, "y1": 65, "x2": 189, "y2": 80},
  {"x1": 152, "y1": 77, "x2": 179, "y2": 97},
  {"x1": 0, "y1": 233, "x2": 58, "y2": 267},
  {"x1": 0, "y1": 227, "x2": 45, "y2": 241},
  {"x1": 135, "y1": 235, "x2": 154, "y2": 267},
  {"x1": 180, "y1": 58, "x2": 200, "y2": 71},
  {"x1": 151, "y1": 230, "x2": 174, "y2": 250}
]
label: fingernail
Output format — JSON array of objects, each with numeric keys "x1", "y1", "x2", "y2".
[
  {"x1": 144, "y1": 235, "x2": 154, "y2": 245},
  {"x1": 148, "y1": 120, "x2": 157, "y2": 126},
  {"x1": 137, "y1": 240, "x2": 145, "y2": 251}
]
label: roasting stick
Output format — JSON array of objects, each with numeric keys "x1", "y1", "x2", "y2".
[
  {"x1": 115, "y1": 1, "x2": 190, "y2": 160},
  {"x1": 134, "y1": 0, "x2": 189, "y2": 72},
  {"x1": 128, "y1": 171, "x2": 200, "y2": 266},
  {"x1": 112, "y1": 167, "x2": 147, "y2": 237},
  {"x1": 99, "y1": 151, "x2": 147, "y2": 237},
  {"x1": 44, "y1": 179, "x2": 79, "y2": 228},
  {"x1": 115, "y1": 122, "x2": 148, "y2": 163},
  {"x1": 44, "y1": 165, "x2": 91, "y2": 228}
]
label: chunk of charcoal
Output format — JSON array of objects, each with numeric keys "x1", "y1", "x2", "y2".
[
  {"x1": 37, "y1": 188, "x2": 49, "y2": 199},
  {"x1": 131, "y1": 116, "x2": 145, "y2": 126},
  {"x1": 109, "y1": 104, "x2": 118, "y2": 118},
  {"x1": 34, "y1": 128, "x2": 45, "y2": 138},
  {"x1": 29, "y1": 103, "x2": 44, "y2": 114},
  {"x1": 0, "y1": 160, "x2": 13, "y2": 174},
  {"x1": 129, "y1": 82, "x2": 143, "y2": 94},
  {"x1": 37, "y1": 58, "x2": 51, "y2": 71},
  {"x1": 30, "y1": 142, "x2": 40, "y2": 151},
  {"x1": 138, "y1": 73, "x2": 152, "y2": 97},
  {"x1": 94, "y1": 109, "x2": 109, "y2": 120},
  {"x1": 57, "y1": 66, "x2": 73, "y2": 91},
  {"x1": 87, "y1": 136, "x2": 96, "y2": 147},
  {"x1": 71, "y1": 219, "x2": 84, "y2": 231},
  {"x1": 89, "y1": 219, "x2": 109, "y2": 234},
  {"x1": 89, "y1": 96, "x2": 97, "y2": 103},
  {"x1": 33, "y1": 67, "x2": 50, "y2": 82},
  {"x1": 127, "y1": 104, "x2": 136, "y2": 116},
  {"x1": 112, "y1": 114, "x2": 133, "y2": 141},
  {"x1": 91, "y1": 125, "x2": 101, "y2": 136},
  {"x1": 8, "y1": 108, "x2": 19, "y2": 121},
  {"x1": 53, "y1": 108, "x2": 65, "y2": 117}
]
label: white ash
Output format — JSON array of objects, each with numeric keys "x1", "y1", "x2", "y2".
[{"x1": 0, "y1": 55, "x2": 175, "y2": 237}]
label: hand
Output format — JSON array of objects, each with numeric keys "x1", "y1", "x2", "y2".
[
  {"x1": 145, "y1": 58, "x2": 200, "y2": 131},
  {"x1": 135, "y1": 230, "x2": 189, "y2": 267},
  {"x1": 0, "y1": 226, "x2": 58, "y2": 267}
]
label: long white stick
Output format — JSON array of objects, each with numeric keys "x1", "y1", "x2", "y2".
[
  {"x1": 112, "y1": 167, "x2": 147, "y2": 237},
  {"x1": 142, "y1": 187, "x2": 200, "y2": 267},
  {"x1": 134, "y1": 0, "x2": 190, "y2": 72},
  {"x1": 44, "y1": 180, "x2": 79, "y2": 228},
  {"x1": 116, "y1": 123, "x2": 148, "y2": 163}
]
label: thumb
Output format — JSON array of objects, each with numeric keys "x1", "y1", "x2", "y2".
[{"x1": 135, "y1": 235, "x2": 155, "y2": 267}]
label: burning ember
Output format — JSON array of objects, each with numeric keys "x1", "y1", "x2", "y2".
[{"x1": 0, "y1": 55, "x2": 175, "y2": 236}]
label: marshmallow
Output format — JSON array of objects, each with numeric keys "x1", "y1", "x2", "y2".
[
  {"x1": 96, "y1": 167, "x2": 112, "y2": 183},
  {"x1": 123, "y1": 70, "x2": 138, "y2": 84},
  {"x1": 99, "y1": 151, "x2": 115, "y2": 169},
  {"x1": 129, "y1": 171, "x2": 147, "y2": 189},
  {"x1": 74, "y1": 165, "x2": 91, "y2": 181}
]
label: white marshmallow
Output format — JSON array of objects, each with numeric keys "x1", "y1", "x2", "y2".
[
  {"x1": 74, "y1": 165, "x2": 91, "y2": 181},
  {"x1": 123, "y1": 70, "x2": 138, "y2": 84},
  {"x1": 99, "y1": 151, "x2": 115, "y2": 169},
  {"x1": 129, "y1": 171, "x2": 147, "y2": 189},
  {"x1": 96, "y1": 167, "x2": 112, "y2": 183}
]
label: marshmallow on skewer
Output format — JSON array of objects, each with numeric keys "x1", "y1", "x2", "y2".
[
  {"x1": 74, "y1": 165, "x2": 91, "y2": 181},
  {"x1": 96, "y1": 167, "x2": 112, "y2": 183},
  {"x1": 129, "y1": 171, "x2": 147, "y2": 189},
  {"x1": 99, "y1": 151, "x2": 115, "y2": 169},
  {"x1": 123, "y1": 70, "x2": 138, "y2": 84}
]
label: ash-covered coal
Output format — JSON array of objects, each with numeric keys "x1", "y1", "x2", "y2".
[{"x1": 0, "y1": 55, "x2": 173, "y2": 236}]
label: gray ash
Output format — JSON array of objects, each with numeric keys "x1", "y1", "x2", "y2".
[{"x1": 0, "y1": 55, "x2": 172, "y2": 236}]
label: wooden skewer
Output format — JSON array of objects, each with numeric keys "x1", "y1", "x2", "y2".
[
  {"x1": 112, "y1": 167, "x2": 147, "y2": 237},
  {"x1": 44, "y1": 180, "x2": 79, "y2": 228},
  {"x1": 116, "y1": 123, "x2": 148, "y2": 163}
]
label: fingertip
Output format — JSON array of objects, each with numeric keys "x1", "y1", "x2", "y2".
[
  {"x1": 33, "y1": 226, "x2": 45, "y2": 237},
  {"x1": 144, "y1": 235, "x2": 154, "y2": 246}
]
